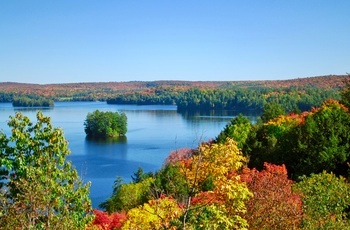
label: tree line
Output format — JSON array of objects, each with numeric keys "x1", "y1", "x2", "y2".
[
  {"x1": 0, "y1": 75, "x2": 346, "y2": 103},
  {"x1": 12, "y1": 96, "x2": 54, "y2": 107},
  {"x1": 107, "y1": 86, "x2": 340, "y2": 113}
]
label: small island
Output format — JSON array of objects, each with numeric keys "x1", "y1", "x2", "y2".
[
  {"x1": 84, "y1": 110, "x2": 127, "y2": 138},
  {"x1": 12, "y1": 96, "x2": 54, "y2": 107}
]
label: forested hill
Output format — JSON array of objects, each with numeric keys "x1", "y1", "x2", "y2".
[
  {"x1": 1, "y1": 75, "x2": 346, "y2": 91},
  {"x1": 0, "y1": 75, "x2": 347, "y2": 109}
]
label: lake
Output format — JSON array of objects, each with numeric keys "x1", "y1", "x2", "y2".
[{"x1": 0, "y1": 102, "x2": 258, "y2": 207}]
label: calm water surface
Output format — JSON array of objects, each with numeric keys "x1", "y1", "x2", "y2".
[{"x1": 0, "y1": 102, "x2": 257, "y2": 207}]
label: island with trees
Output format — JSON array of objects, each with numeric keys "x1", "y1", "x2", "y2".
[
  {"x1": 12, "y1": 96, "x2": 54, "y2": 107},
  {"x1": 84, "y1": 110, "x2": 127, "y2": 138}
]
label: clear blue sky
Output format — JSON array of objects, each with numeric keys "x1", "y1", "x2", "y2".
[{"x1": 1, "y1": 1, "x2": 349, "y2": 84}]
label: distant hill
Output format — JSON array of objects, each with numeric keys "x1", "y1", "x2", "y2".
[{"x1": 0, "y1": 75, "x2": 347, "y2": 103}]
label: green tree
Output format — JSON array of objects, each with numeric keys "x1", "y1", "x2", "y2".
[
  {"x1": 292, "y1": 100, "x2": 350, "y2": 177},
  {"x1": 152, "y1": 163, "x2": 190, "y2": 203},
  {"x1": 261, "y1": 102, "x2": 286, "y2": 123},
  {"x1": 216, "y1": 113, "x2": 252, "y2": 148},
  {"x1": 0, "y1": 112, "x2": 92, "y2": 229},
  {"x1": 100, "y1": 176, "x2": 154, "y2": 213},
  {"x1": 84, "y1": 110, "x2": 127, "y2": 138},
  {"x1": 245, "y1": 100, "x2": 350, "y2": 178},
  {"x1": 294, "y1": 171, "x2": 350, "y2": 229}
]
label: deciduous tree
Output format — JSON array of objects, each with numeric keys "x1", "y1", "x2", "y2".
[
  {"x1": 239, "y1": 163, "x2": 303, "y2": 229},
  {"x1": 294, "y1": 171, "x2": 350, "y2": 229},
  {"x1": 0, "y1": 112, "x2": 92, "y2": 229}
]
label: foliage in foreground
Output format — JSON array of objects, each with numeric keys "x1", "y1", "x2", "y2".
[
  {"x1": 294, "y1": 171, "x2": 350, "y2": 229},
  {"x1": 244, "y1": 100, "x2": 350, "y2": 179},
  {"x1": 97, "y1": 139, "x2": 308, "y2": 229},
  {"x1": 240, "y1": 163, "x2": 303, "y2": 229},
  {"x1": 0, "y1": 112, "x2": 92, "y2": 229}
]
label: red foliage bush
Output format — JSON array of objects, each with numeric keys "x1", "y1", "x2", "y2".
[
  {"x1": 91, "y1": 209, "x2": 127, "y2": 230},
  {"x1": 238, "y1": 163, "x2": 303, "y2": 229}
]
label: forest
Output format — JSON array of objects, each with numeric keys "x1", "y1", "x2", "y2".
[
  {"x1": 1, "y1": 75, "x2": 350, "y2": 229},
  {"x1": 0, "y1": 75, "x2": 346, "y2": 113}
]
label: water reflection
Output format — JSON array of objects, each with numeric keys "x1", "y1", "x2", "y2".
[
  {"x1": 85, "y1": 135, "x2": 127, "y2": 144},
  {"x1": 84, "y1": 136, "x2": 128, "y2": 159},
  {"x1": 13, "y1": 107, "x2": 54, "y2": 112},
  {"x1": 178, "y1": 109, "x2": 260, "y2": 123}
]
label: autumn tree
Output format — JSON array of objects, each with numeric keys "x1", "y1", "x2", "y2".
[
  {"x1": 90, "y1": 209, "x2": 127, "y2": 230},
  {"x1": 174, "y1": 139, "x2": 252, "y2": 229},
  {"x1": 121, "y1": 195, "x2": 182, "y2": 230},
  {"x1": 0, "y1": 112, "x2": 92, "y2": 229},
  {"x1": 239, "y1": 163, "x2": 303, "y2": 229}
]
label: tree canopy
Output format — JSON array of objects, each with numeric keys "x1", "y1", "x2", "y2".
[
  {"x1": 0, "y1": 111, "x2": 92, "y2": 229},
  {"x1": 84, "y1": 110, "x2": 127, "y2": 138}
]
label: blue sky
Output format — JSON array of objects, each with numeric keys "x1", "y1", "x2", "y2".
[{"x1": 1, "y1": 1, "x2": 349, "y2": 84}]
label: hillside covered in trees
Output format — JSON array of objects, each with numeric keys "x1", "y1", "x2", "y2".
[{"x1": 0, "y1": 75, "x2": 346, "y2": 112}]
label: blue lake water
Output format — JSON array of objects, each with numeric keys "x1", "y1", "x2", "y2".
[{"x1": 0, "y1": 102, "x2": 257, "y2": 207}]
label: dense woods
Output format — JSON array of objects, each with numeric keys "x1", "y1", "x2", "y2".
[
  {"x1": 1, "y1": 74, "x2": 350, "y2": 229},
  {"x1": 0, "y1": 75, "x2": 346, "y2": 113}
]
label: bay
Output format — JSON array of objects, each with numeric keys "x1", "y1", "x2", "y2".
[{"x1": 0, "y1": 102, "x2": 257, "y2": 207}]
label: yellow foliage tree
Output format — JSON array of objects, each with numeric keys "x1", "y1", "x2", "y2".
[
  {"x1": 122, "y1": 195, "x2": 182, "y2": 230},
  {"x1": 180, "y1": 138, "x2": 247, "y2": 190},
  {"x1": 178, "y1": 138, "x2": 252, "y2": 229}
]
